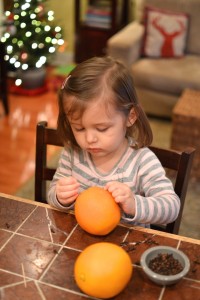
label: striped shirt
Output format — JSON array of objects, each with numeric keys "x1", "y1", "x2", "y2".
[{"x1": 48, "y1": 146, "x2": 180, "y2": 228}]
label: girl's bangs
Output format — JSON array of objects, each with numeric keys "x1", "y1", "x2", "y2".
[{"x1": 64, "y1": 96, "x2": 88, "y2": 120}]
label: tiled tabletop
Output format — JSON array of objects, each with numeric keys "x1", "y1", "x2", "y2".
[{"x1": 0, "y1": 193, "x2": 200, "y2": 300}]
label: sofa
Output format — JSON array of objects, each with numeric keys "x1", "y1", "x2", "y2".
[{"x1": 107, "y1": 0, "x2": 200, "y2": 118}]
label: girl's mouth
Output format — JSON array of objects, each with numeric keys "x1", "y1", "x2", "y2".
[{"x1": 87, "y1": 148, "x2": 101, "y2": 153}]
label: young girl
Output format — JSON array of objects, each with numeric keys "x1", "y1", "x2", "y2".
[{"x1": 48, "y1": 56, "x2": 180, "y2": 227}]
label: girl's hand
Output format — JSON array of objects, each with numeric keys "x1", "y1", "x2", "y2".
[
  {"x1": 105, "y1": 181, "x2": 135, "y2": 216},
  {"x1": 56, "y1": 176, "x2": 80, "y2": 206}
]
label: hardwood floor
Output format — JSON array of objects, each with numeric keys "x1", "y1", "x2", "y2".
[{"x1": 0, "y1": 70, "x2": 61, "y2": 195}]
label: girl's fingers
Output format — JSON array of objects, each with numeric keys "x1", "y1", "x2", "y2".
[
  {"x1": 57, "y1": 182, "x2": 79, "y2": 193},
  {"x1": 58, "y1": 188, "x2": 78, "y2": 199},
  {"x1": 58, "y1": 194, "x2": 78, "y2": 205}
]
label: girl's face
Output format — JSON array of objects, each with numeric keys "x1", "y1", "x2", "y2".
[{"x1": 66, "y1": 96, "x2": 136, "y2": 161}]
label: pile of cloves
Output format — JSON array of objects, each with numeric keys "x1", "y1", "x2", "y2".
[{"x1": 148, "y1": 253, "x2": 183, "y2": 275}]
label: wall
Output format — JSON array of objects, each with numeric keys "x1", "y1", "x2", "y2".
[
  {"x1": 0, "y1": 0, "x2": 4, "y2": 36},
  {"x1": 47, "y1": 0, "x2": 74, "y2": 53}
]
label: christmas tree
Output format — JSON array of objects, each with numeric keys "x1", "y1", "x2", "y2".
[{"x1": 1, "y1": 0, "x2": 64, "y2": 87}]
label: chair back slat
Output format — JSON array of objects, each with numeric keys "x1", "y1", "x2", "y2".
[
  {"x1": 43, "y1": 168, "x2": 58, "y2": 180},
  {"x1": 35, "y1": 121, "x2": 195, "y2": 234},
  {"x1": 44, "y1": 128, "x2": 63, "y2": 146},
  {"x1": 149, "y1": 146, "x2": 181, "y2": 170}
]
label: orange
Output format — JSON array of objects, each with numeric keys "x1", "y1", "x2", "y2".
[
  {"x1": 74, "y1": 242, "x2": 133, "y2": 299},
  {"x1": 74, "y1": 186, "x2": 121, "y2": 235}
]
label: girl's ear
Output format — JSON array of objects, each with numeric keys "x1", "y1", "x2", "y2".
[{"x1": 126, "y1": 108, "x2": 137, "y2": 127}]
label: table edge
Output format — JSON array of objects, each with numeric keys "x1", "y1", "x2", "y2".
[{"x1": 1, "y1": 192, "x2": 200, "y2": 245}]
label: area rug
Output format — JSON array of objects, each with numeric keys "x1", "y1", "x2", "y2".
[{"x1": 15, "y1": 118, "x2": 200, "y2": 240}]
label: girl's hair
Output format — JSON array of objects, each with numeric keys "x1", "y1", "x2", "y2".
[{"x1": 58, "y1": 56, "x2": 153, "y2": 148}]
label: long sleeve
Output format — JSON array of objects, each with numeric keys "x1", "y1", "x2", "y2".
[
  {"x1": 121, "y1": 148, "x2": 180, "y2": 225},
  {"x1": 48, "y1": 146, "x2": 180, "y2": 227}
]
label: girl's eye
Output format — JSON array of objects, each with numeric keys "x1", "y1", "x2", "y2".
[
  {"x1": 97, "y1": 127, "x2": 108, "y2": 132},
  {"x1": 74, "y1": 127, "x2": 84, "y2": 132}
]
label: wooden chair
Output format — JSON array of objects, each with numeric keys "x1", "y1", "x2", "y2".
[
  {"x1": 0, "y1": 42, "x2": 9, "y2": 115},
  {"x1": 35, "y1": 121, "x2": 195, "y2": 234},
  {"x1": 149, "y1": 145, "x2": 195, "y2": 234},
  {"x1": 35, "y1": 121, "x2": 63, "y2": 203}
]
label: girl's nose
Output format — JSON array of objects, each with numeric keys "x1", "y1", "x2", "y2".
[{"x1": 85, "y1": 131, "x2": 97, "y2": 143}]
